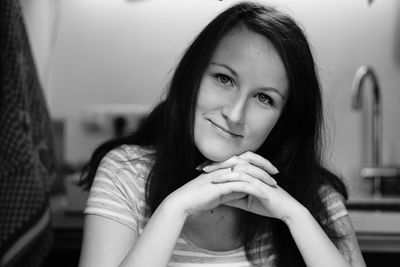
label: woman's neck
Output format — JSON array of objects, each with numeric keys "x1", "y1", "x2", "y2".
[{"x1": 182, "y1": 205, "x2": 243, "y2": 251}]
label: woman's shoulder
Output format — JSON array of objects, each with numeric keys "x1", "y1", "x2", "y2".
[
  {"x1": 316, "y1": 168, "x2": 349, "y2": 223},
  {"x1": 105, "y1": 144, "x2": 155, "y2": 161},
  {"x1": 102, "y1": 144, "x2": 154, "y2": 166},
  {"x1": 318, "y1": 184, "x2": 346, "y2": 204},
  {"x1": 85, "y1": 144, "x2": 154, "y2": 230},
  {"x1": 100, "y1": 144, "x2": 155, "y2": 181},
  {"x1": 316, "y1": 167, "x2": 348, "y2": 200}
]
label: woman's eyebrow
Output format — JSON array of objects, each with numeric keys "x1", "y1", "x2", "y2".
[{"x1": 210, "y1": 62, "x2": 238, "y2": 77}]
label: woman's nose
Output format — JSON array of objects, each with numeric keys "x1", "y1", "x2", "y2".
[{"x1": 221, "y1": 95, "x2": 246, "y2": 124}]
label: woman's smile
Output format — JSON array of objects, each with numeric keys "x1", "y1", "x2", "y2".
[{"x1": 208, "y1": 119, "x2": 243, "y2": 138}]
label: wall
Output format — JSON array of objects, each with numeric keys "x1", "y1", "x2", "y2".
[
  {"x1": 20, "y1": 0, "x2": 56, "y2": 103},
  {"x1": 22, "y1": 0, "x2": 400, "y2": 197}
]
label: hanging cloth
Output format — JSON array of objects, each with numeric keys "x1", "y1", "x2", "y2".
[{"x1": 0, "y1": 0, "x2": 57, "y2": 266}]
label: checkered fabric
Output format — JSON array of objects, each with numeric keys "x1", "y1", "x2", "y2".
[{"x1": 0, "y1": 0, "x2": 56, "y2": 266}]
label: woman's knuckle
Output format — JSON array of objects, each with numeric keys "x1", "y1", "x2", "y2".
[
  {"x1": 214, "y1": 183, "x2": 225, "y2": 193},
  {"x1": 232, "y1": 155, "x2": 240, "y2": 162},
  {"x1": 239, "y1": 151, "x2": 249, "y2": 157},
  {"x1": 252, "y1": 179, "x2": 259, "y2": 186},
  {"x1": 237, "y1": 172, "x2": 246, "y2": 180},
  {"x1": 232, "y1": 163, "x2": 244, "y2": 172},
  {"x1": 239, "y1": 162, "x2": 248, "y2": 168},
  {"x1": 243, "y1": 163, "x2": 253, "y2": 172}
]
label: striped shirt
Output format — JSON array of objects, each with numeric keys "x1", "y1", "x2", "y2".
[{"x1": 84, "y1": 145, "x2": 349, "y2": 266}]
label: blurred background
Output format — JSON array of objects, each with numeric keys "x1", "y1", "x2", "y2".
[{"x1": 1, "y1": 0, "x2": 400, "y2": 266}]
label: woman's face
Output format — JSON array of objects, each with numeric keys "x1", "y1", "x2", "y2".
[{"x1": 194, "y1": 28, "x2": 289, "y2": 162}]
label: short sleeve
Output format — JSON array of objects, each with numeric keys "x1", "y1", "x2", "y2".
[
  {"x1": 319, "y1": 185, "x2": 349, "y2": 224},
  {"x1": 84, "y1": 146, "x2": 149, "y2": 232}
]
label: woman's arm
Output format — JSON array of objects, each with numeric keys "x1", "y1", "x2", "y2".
[
  {"x1": 78, "y1": 215, "x2": 139, "y2": 267},
  {"x1": 223, "y1": 184, "x2": 359, "y2": 267},
  {"x1": 283, "y1": 206, "x2": 366, "y2": 267},
  {"x1": 204, "y1": 152, "x2": 366, "y2": 267},
  {"x1": 118, "y1": 196, "x2": 188, "y2": 267},
  {"x1": 119, "y1": 166, "x2": 269, "y2": 267},
  {"x1": 78, "y1": 199, "x2": 188, "y2": 267},
  {"x1": 329, "y1": 214, "x2": 366, "y2": 267},
  {"x1": 80, "y1": 166, "x2": 270, "y2": 267}
]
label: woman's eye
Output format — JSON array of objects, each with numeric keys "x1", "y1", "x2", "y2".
[
  {"x1": 214, "y1": 74, "x2": 234, "y2": 86},
  {"x1": 256, "y1": 93, "x2": 273, "y2": 105}
]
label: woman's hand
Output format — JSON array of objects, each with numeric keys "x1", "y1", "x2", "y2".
[
  {"x1": 202, "y1": 151, "x2": 306, "y2": 222},
  {"x1": 165, "y1": 151, "x2": 279, "y2": 217},
  {"x1": 166, "y1": 168, "x2": 248, "y2": 216}
]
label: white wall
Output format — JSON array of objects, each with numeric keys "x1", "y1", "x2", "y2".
[
  {"x1": 22, "y1": 0, "x2": 400, "y2": 197},
  {"x1": 20, "y1": 0, "x2": 56, "y2": 103}
]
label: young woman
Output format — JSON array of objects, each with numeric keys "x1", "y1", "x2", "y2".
[{"x1": 78, "y1": 2, "x2": 366, "y2": 267}]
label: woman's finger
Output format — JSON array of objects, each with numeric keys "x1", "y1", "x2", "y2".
[
  {"x1": 211, "y1": 170, "x2": 277, "y2": 188},
  {"x1": 203, "y1": 152, "x2": 278, "y2": 175},
  {"x1": 211, "y1": 172, "x2": 275, "y2": 202},
  {"x1": 238, "y1": 151, "x2": 279, "y2": 174},
  {"x1": 214, "y1": 180, "x2": 265, "y2": 199},
  {"x1": 202, "y1": 156, "x2": 245, "y2": 172},
  {"x1": 232, "y1": 163, "x2": 277, "y2": 186},
  {"x1": 206, "y1": 167, "x2": 233, "y2": 178},
  {"x1": 195, "y1": 160, "x2": 213, "y2": 171}
]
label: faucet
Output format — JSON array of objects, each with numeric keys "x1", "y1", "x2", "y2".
[{"x1": 351, "y1": 65, "x2": 383, "y2": 196}]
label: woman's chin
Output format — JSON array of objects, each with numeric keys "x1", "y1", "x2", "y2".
[{"x1": 199, "y1": 148, "x2": 238, "y2": 162}]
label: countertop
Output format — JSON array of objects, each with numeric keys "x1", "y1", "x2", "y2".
[{"x1": 50, "y1": 194, "x2": 400, "y2": 253}]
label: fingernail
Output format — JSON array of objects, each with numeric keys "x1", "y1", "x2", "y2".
[
  {"x1": 196, "y1": 160, "x2": 212, "y2": 171},
  {"x1": 272, "y1": 166, "x2": 279, "y2": 174},
  {"x1": 271, "y1": 178, "x2": 278, "y2": 185},
  {"x1": 202, "y1": 166, "x2": 210, "y2": 172}
]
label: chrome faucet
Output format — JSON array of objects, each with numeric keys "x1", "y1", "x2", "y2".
[{"x1": 351, "y1": 65, "x2": 383, "y2": 196}]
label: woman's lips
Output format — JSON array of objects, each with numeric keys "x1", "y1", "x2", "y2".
[{"x1": 208, "y1": 120, "x2": 243, "y2": 138}]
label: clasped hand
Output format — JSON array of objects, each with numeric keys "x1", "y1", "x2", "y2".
[{"x1": 168, "y1": 151, "x2": 305, "y2": 222}]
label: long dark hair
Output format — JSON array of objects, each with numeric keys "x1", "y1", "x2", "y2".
[{"x1": 80, "y1": 2, "x2": 348, "y2": 266}]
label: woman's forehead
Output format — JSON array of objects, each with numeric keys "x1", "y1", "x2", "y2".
[{"x1": 209, "y1": 28, "x2": 288, "y2": 96}]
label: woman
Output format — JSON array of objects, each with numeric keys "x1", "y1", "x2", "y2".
[{"x1": 78, "y1": 2, "x2": 366, "y2": 267}]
